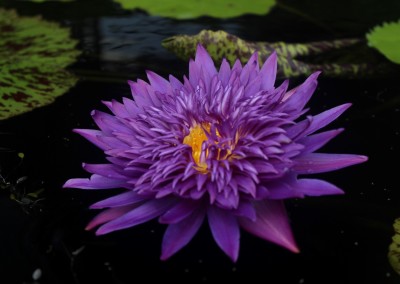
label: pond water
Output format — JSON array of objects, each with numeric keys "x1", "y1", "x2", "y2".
[{"x1": 1, "y1": 0, "x2": 400, "y2": 283}]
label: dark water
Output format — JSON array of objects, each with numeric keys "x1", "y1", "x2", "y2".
[{"x1": 1, "y1": 0, "x2": 400, "y2": 283}]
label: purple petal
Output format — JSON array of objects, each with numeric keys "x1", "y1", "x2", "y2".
[
  {"x1": 85, "y1": 205, "x2": 137, "y2": 230},
  {"x1": 91, "y1": 110, "x2": 131, "y2": 135},
  {"x1": 260, "y1": 51, "x2": 277, "y2": 90},
  {"x1": 240, "y1": 52, "x2": 259, "y2": 85},
  {"x1": 267, "y1": 179, "x2": 305, "y2": 199},
  {"x1": 159, "y1": 200, "x2": 200, "y2": 224},
  {"x1": 295, "y1": 178, "x2": 344, "y2": 196},
  {"x1": 82, "y1": 163, "x2": 127, "y2": 179},
  {"x1": 279, "y1": 72, "x2": 320, "y2": 115},
  {"x1": 239, "y1": 200, "x2": 299, "y2": 253},
  {"x1": 195, "y1": 44, "x2": 217, "y2": 78},
  {"x1": 90, "y1": 191, "x2": 149, "y2": 209},
  {"x1": 146, "y1": 70, "x2": 170, "y2": 94},
  {"x1": 218, "y1": 58, "x2": 231, "y2": 86},
  {"x1": 299, "y1": 128, "x2": 344, "y2": 154},
  {"x1": 289, "y1": 104, "x2": 351, "y2": 139},
  {"x1": 169, "y1": 74, "x2": 183, "y2": 90},
  {"x1": 160, "y1": 208, "x2": 205, "y2": 260},
  {"x1": 208, "y1": 206, "x2": 240, "y2": 262},
  {"x1": 103, "y1": 100, "x2": 130, "y2": 118},
  {"x1": 232, "y1": 201, "x2": 257, "y2": 221},
  {"x1": 63, "y1": 174, "x2": 127, "y2": 190},
  {"x1": 73, "y1": 129, "x2": 109, "y2": 150},
  {"x1": 96, "y1": 198, "x2": 177, "y2": 235},
  {"x1": 293, "y1": 153, "x2": 368, "y2": 174}
]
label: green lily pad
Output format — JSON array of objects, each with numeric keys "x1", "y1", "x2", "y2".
[
  {"x1": 389, "y1": 218, "x2": 400, "y2": 275},
  {"x1": 366, "y1": 20, "x2": 400, "y2": 64},
  {"x1": 0, "y1": 9, "x2": 80, "y2": 120},
  {"x1": 162, "y1": 29, "x2": 371, "y2": 78},
  {"x1": 114, "y1": 0, "x2": 275, "y2": 19}
]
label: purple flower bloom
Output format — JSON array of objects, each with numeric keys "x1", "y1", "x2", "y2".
[{"x1": 64, "y1": 45, "x2": 367, "y2": 262}]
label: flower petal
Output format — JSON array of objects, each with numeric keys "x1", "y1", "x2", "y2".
[
  {"x1": 82, "y1": 163, "x2": 127, "y2": 179},
  {"x1": 239, "y1": 200, "x2": 299, "y2": 253},
  {"x1": 96, "y1": 198, "x2": 176, "y2": 235},
  {"x1": 295, "y1": 178, "x2": 344, "y2": 196},
  {"x1": 73, "y1": 129, "x2": 110, "y2": 150},
  {"x1": 299, "y1": 128, "x2": 344, "y2": 154},
  {"x1": 208, "y1": 206, "x2": 240, "y2": 262},
  {"x1": 195, "y1": 44, "x2": 217, "y2": 78},
  {"x1": 290, "y1": 104, "x2": 351, "y2": 139},
  {"x1": 85, "y1": 205, "x2": 137, "y2": 230},
  {"x1": 63, "y1": 174, "x2": 127, "y2": 190},
  {"x1": 260, "y1": 51, "x2": 277, "y2": 91},
  {"x1": 279, "y1": 72, "x2": 320, "y2": 117},
  {"x1": 159, "y1": 200, "x2": 200, "y2": 224},
  {"x1": 160, "y1": 208, "x2": 205, "y2": 260},
  {"x1": 90, "y1": 191, "x2": 149, "y2": 209},
  {"x1": 293, "y1": 153, "x2": 368, "y2": 174}
]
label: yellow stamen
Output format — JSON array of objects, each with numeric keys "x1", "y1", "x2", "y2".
[
  {"x1": 183, "y1": 123, "x2": 234, "y2": 173},
  {"x1": 183, "y1": 124, "x2": 210, "y2": 168}
]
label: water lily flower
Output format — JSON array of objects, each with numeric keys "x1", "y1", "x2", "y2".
[{"x1": 64, "y1": 45, "x2": 367, "y2": 262}]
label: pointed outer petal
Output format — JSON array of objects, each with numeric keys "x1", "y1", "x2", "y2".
[
  {"x1": 91, "y1": 110, "x2": 131, "y2": 135},
  {"x1": 195, "y1": 44, "x2": 217, "y2": 77},
  {"x1": 82, "y1": 163, "x2": 127, "y2": 180},
  {"x1": 169, "y1": 75, "x2": 183, "y2": 90},
  {"x1": 90, "y1": 191, "x2": 150, "y2": 209},
  {"x1": 298, "y1": 128, "x2": 344, "y2": 154},
  {"x1": 102, "y1": 100, "x2": 130, "y2": 118},
  {"x1": 96, "y1": 198, "x2": 177, "y2": 235},
  {"x1": 266, "y1": 179, "x2": 305, "y2": 199},
  {"x1": 63, "y1": 175, "x2": 127, "y2": 190},
  {"x1": 159, "y1": 200, "x2": 201, "y2": 224},
  {"x1": 240, "y1": 52, "x2": 259, "y2": 85},
  {"x1": 215, "y1": 193, "x2": 240, "y2": 210},
  {"x1": 85, "y1": 205, "x2": 138, "y2": 231},
  {"x1": 128, "y1": 80, "x2": 155, "y2": 108},
  {"x1": 98, "y1": 136, "x2": 130, "y2": 150},
  {"x1": 122, "y1": 97, "x2": 141, "y2": 116},
  {"x1": 232, "y1": 201, "x2": 257, "y2": 221},
  {"x1": 146, "y1": 70, "x2": 170, "y2": 94},
  {"x1": 208, "y1": 206, "x2": 240, "y2": 262},
  {"x1": 218, "y1": 58, "x2": 231, "y2": 86},
  {"x1": 287, "y1": 104, "x2": 351, "y2": 139},
  {"x1": 295, "y1": 178, "x2": 344, "y2": 196},
  {"x1": 282, "y1": 86, "x2": 297, "y2": 102},
  {"x1": 188, "y1": 59, "x2": 200, "y2": 86},
  {"x1": 279, "y1": 72, "x2": 320, "y2": 113},
  {"x1": 239, "y1": 200, "x2": 299, "y2": 253},
  {"x1": 160, "y1": 208, "x2": 206, "y2": 260},
  {"x1": 293, "y1": 153, "x2": 368, "y2": 174},
  {"x1": 260, "y1": 51, "x2": 277, "y2": 91},
  {"x1": 73, "y1": 129, "x2": 109, "y2": 150}
]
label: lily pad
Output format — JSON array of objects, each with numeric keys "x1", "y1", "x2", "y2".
[
  {"x1": 162, "y1": 29, "x2": 372, "y2": 78},
  {"x1": 366, "y1": 20, "x2": 400, "y2": 64},
  {"x1": 389, "y1": 218, "x2": 400, "y2": 275},
  {"x1": 0, "y1": 9, "x2": 80, "y2": 120},
  {"x1": 114, "y1": 0, "x2": 275, "y2": 19}
]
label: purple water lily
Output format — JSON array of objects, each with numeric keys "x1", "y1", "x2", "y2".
[{"x1": 64, "y1": 45, "x2": 367, "y2": 262}]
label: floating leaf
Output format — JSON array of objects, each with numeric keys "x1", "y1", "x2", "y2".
[
  {"x1": 162, "y1": 30, "x2": 374, "y2": 78},
  {"x1": 366, "y1": 20, "x2": 400, "y2": 64},
  {"x1": 389, "y1": 218, "x2": 400, "y2": 275},
  {"x1": 114, "y1": 0, "x2": 275, "y2": 19},
  {"x1": 0, "y1": 9, "x2": 80, "y2": 120}
]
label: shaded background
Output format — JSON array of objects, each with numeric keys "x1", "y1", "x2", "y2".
[{"x1": 0, "y1": 0, "x2": 400, "y2": 283}]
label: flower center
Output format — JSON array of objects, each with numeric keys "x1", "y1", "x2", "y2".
[{"x1": 183, "y1": 124, "x2": 210, "y2": 168}]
